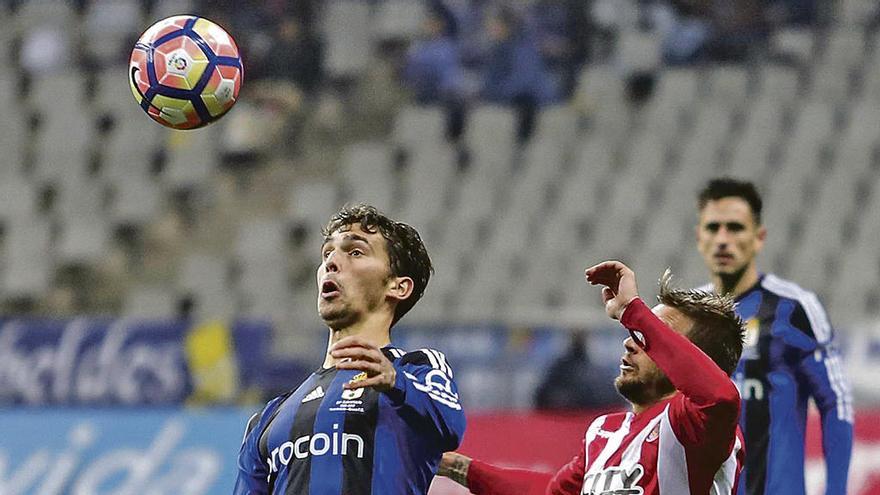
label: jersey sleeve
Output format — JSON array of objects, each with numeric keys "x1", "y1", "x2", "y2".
[
  {"x1": 620, "y1": 298, "x2": 740, "y2": 448},
  {"x1": 465, "y1": 459, "x2": 556, "y2": 495},
  {"x1": 383, "y1": 348, "x2": 466, "y2": 451},
  {"x1": 233, "y1": 395, "x2": 286, "y2": 495},
  {"x1": 789, "y1": 301, "x2": 854, "y2": 495},
  {"x1": 464, "y1": 437, "x2": 585, "y2": 495}
]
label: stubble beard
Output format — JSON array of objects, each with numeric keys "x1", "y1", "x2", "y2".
[
  {"x1": 319, "y1": 299, "x2": 357, "y2": 330},
  {"x1": 614, "y1": 373, "x2": 675, "y2": 408},
  {"x1": 716, "y1": 262, "x2": 749, "y2": 295}
]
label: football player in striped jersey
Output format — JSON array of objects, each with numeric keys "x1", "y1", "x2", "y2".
[
  {"x1": 439, "y1": 261, "x2": 746, "y2": 495},
  {"x1": 696, "y1": 178, "x2": 853, "y2": 495},
  {"x1": 234, "y1": 204, "x2": 465, "y2": 494}
]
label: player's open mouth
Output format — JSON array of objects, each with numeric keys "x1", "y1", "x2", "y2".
[
  {"x1": 321, "y1": 280, "x2": 341, "y2": 299},
  {"x1": 620, "y1": 358, "x2": 635, "y2": 372}
]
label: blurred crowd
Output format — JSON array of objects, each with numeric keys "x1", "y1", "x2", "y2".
[{"x1": 1, "y1": 0, "x2": 858, "y2": 154}]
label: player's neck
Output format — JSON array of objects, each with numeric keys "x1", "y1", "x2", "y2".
[
  {"x1": 712, "y1": 264, "x2": 759, "y2": 298},
  {"x1": 631, "y1": 390, "x2": 677, "y2": 415},
  {"x1": 322, "y1": 312, "x2": 392, "y2": 368}
]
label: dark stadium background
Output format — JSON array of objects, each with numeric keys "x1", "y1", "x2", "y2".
[{"x1": 0, "y1": 0, "x2": 879, "y2": 493}]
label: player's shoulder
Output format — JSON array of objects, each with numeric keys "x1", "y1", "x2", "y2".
[
  {"x1": 761, "y1": 273, "x2": 833, "y2": 343},
  {"x1": 388, "y1": 347, "x2": 455, "y2": 376}
]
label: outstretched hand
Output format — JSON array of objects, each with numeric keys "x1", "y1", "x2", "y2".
[
  {"x1": 585, "y1": 261, "x2": 640, "y2": 320},
  {"x1": 330, "y1": 337, "x2": 396, "y2": 392}
]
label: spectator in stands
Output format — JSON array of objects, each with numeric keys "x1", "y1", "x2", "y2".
[
  {"x1": 526, "y1": 0, "x2": 592, "y2": 99},
  {"x1": 533, "y1": 329, "x2": 621, "y2": 410},
  {"x1": 225, "y1": 14, "x2": 324, "y2": 159},
  {"x1": 446, "y1": 0, "x2": 493, "y2": 68},
  {"x1": 402, "y1": 1, "x2": 467, "y2": 140},
  {"x1": 661, "y1": 0, "x2": 768, "y2": 65},
  {"x1": 256, "y1": 15, "x2": 324, "y2": 94},
  {"x1": 480, "y1": 5, "x2": 559, "y2": 142},
  {"x1": 694, "y1": 178, "x2": 852, "y2": 495}
]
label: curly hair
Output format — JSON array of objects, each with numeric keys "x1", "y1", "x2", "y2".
[
  {"x1": 323, "y1": 204, "x2": 433, "y2": 326},
  {"x1": 657, "y1": 269, "x2": 745, "y2": 376}
]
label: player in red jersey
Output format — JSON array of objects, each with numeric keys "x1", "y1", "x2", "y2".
[{"x1": 438, "y1": 260, "x2": 747, "y2": 495}]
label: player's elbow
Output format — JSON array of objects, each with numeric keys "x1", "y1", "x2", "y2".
[{"x1": 716, "y1": 381, "x2": 741, "y2": 418}]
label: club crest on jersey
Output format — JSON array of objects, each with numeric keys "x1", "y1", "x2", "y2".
[
  {"x1": 341, "y1": 372, "x2": 367, "y2": 400},
  {"x1": 741, "y1": 318, "x2": 760, "y2": 360},
  {"x1": 581, "y1": 465, "x2": 644, "y2": 495}
]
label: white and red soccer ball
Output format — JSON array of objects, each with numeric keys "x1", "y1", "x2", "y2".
[{"x1": 129, "y1": 15, "x2": 243, "y2": 130}]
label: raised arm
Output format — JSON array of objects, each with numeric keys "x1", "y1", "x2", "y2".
[{"x1": 585, "y1": 261, "x2": 741, "y2": 443}]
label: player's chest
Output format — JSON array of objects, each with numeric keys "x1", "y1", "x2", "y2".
[
  {"x1": 260, "y1": 370, "x2": 381, "y2": 473},
  {"x1": 581, "y1": 415, "x2": 662, "y2": 494}
]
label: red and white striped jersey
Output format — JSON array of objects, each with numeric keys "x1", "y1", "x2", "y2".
[
  {"x1": 466, "y1": 299, "x2": 745, "y2": 495},
  {"x1": 575, "y1": 395, "x2": 744, "y2": 495}
]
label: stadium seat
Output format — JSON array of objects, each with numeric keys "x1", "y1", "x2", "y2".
[
  {"x1": 1, "y1": 217, "x2": 52, "y2": 299},
  {"x1": 163, "y1": 125, "x2": 220, "y2": 191},
  {"x1": 109, "y1": 175, "x2": 162, "y2": 228},
  {"x1": 372, "y1": 0, "x2": 425, "y2": 40},
  {"x1": 83, "y1": 0, "x2": 142, "y2": 66},
  {"x1": 30, "y1": 71, "x2": 94, "y2": 185},
  {"x1": 56, "y1": 217, "x2": 110, "y2": 266},
  {"x1": 707, "y1": 66, "x2": 753, "y2": 108},
  {"x1": 391, "y1": 105, "x2": 446, "y2": 151},
  {"x1": 177, "y1": 253, "x2": 236, "y2": 320},
  {"x1": 399, "y1": 142, "x2": 456, "y2": 239},
  {"x1": 123, "y1": 284, "x2": 177, "y2": 318},
  {"x1": 321, "y1": 0, "x2": 372, "y2": 79},
  {"x1": 0, "y1": 176, "x2": 37, "y2": 225},
  {"x1": 151, "y1": 0, "x2": 195, "y2": 20},
  {"x1": 340, "y1": 142, "x2": 395, "y2": 213}
]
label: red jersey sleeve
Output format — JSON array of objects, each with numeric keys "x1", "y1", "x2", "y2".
[
  {"x1": 620, "y1": 298, "x2": 740, "y2": 447},
  {"x1": 466, "y1": 440, "x2": 585, "y2": 495}
]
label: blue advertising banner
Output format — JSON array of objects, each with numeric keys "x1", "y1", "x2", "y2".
[
  {"x1": 0, "y1": 318, "x2": 271, "y2": 405},
  {"x1": 0, "y1": 408, "x2": 255, "y2": 495}
]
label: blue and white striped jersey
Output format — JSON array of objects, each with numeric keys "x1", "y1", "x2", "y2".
[
  {"x1": 234, "y1": 346, "x2": 466, "y2": 494},
  {"x1": 729, "y1": 274, "x2": 853, "y2": 495}
]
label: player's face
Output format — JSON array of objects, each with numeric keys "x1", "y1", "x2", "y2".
[
  {"x1": 696, "y1": 197, "x2": 766, "y2": 278},
  {"x1": 615, "y1": 305, "x2": 693, "y2": 406},
  {"x1": 317, "y1": 224, "x2": 394, "y2": 329}
]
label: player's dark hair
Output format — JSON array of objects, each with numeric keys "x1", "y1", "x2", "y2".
[
  {"x1": 657, "y1": 270, "x2": 745, "y2": 376},
  {"x1": 323, "y1": 204, "x2": 433, "y2": 326},
  {"x1": 698, "y1": 178, "x2": 763, "y2": 225}
]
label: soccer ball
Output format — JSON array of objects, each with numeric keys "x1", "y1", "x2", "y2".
[{"x1": 129, "y1": 15, "x2": 243, "y2": 130}]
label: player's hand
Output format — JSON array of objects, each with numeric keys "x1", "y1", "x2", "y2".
[
  {"x1": 585, "y1": 261, "x2": 639, "y2": 320},
  {"x1": 331, "y1": 337, "x2": 396, "y2": 392},
  {"x1": 438, "y1": 452, "x2": 472, "y2": 487}
]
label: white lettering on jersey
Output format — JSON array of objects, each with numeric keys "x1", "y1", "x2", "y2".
[
  {"x1": 267, "y1": 423, "x2": 364, "y2": 473},
  {"x1": 404, "y1": 369, "x2": 461, "y2": 410},
  {"x1": 581, "y1": 465, "x2": 645, "y2": 495}
]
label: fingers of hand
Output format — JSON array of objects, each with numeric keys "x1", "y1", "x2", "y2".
[
  {"x1": 602, "y1": 287, "x2": 615, "y2": 302},
  {"x1": 343, "y1": 374, "x2": 389, "y2": 390},
  {"x1": 330, "y1": 346, "x2": 380, "y2": 363},
  {"x1": 335, "y1": 358, "x2": 383, "y2": 375},
  {"x1": 330, "y1": 336, "x2": 375, "y2": 353}
]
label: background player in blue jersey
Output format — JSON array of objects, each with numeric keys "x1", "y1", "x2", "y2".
[
  {"x1": 235, "y1": 204, "x2": 466, "y2": 494},
  {"x1": 695, "y1": 178, "x2": 853, "y2": 495}
]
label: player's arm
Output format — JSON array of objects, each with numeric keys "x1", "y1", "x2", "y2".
[
  {"x1": 438, "y1": 444, "x2": 585, "y2": 495},
  {"x1": 790, "y1": 302, "x2": 853, "y2": 495},
  {"x1": 586, "y1": 262, "x2": 740, "y2": 440},
  {"x1": 233, "y1": 395, "x2": 286, "y2": 495},
  {"x1": 332, "y1": 338, "x2": 466, "y2": 451}
]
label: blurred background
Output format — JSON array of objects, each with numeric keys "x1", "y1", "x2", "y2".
[{"x1": 1, "y1": 0, "x2": 880, "y2": 493}]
